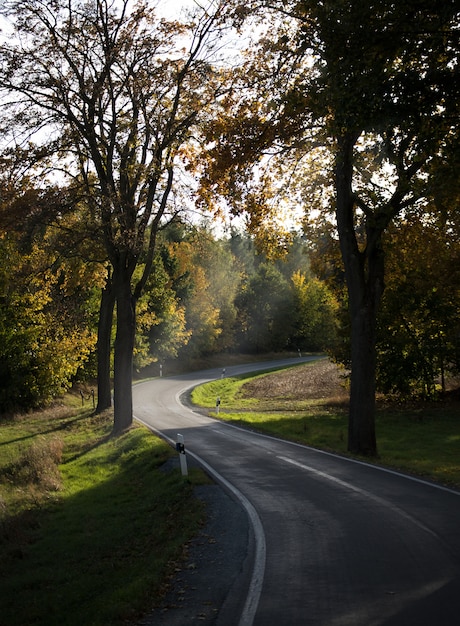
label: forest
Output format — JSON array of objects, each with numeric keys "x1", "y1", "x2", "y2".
[{"x1": 0, "y1": 0, "x2": 459, "y2": 456}]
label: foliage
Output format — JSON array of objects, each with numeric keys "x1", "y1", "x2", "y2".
[
  {"x1": 290, "y1": 273, "x2": 339, "y2": 353},
  {"x1": 377, "y1": 213, "x2": 460, "y2": 398},
  {"x1": 0, "y1": 231, "x2": 98, "y2": 413},
  {"x1": 161, "y1": 227, "x2": 339, "y2": 357},
  {"x1": 169, "y1": 233, "x2": 227, "y2": 357},
  {"x1": 234, "y1": 261, "x2": 291, "y2": 352},
  {"x1": 197, "y1": 0, "x2": 460, "y2": 455},
  {"x1": 305, "y1": 208, "x2": 460, "y2": 399},
  {"x1": 134, "y1": 253, "x2": 190, "y2": 369}
]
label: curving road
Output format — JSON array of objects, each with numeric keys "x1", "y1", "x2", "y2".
[{"x1": 133, "y1": 358, "x2": 460, "y2": 626}]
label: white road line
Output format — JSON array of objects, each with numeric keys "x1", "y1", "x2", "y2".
[
  {"x1": 213, "y1": 417, "x2": 460, "y2": 497},
  {"x1": 135, "y1": 415, "x2": 265, "y2": 626},
  {"x1": 277, "y1": 455, "x2": 439, "y2": 539},
  {"x1": 185, "y1": 449, "x2": 266, "y2": 626}
]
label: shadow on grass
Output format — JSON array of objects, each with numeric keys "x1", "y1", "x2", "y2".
[
  {"x1": 0, "y1": 430, "x2": 204, "y2": 626},
  {"x1": 62, "y1": 432, "x2": 112, "y2": 464},
  {"x1": 218, "y1": 408, "x2": 350, "y2": 454},
  {"x1": 0, "y1": 410, "x2": 95, "y2": 448}
]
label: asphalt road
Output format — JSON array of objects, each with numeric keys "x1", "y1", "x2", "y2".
[{"x1": 133, "y1": 358, "x2": 460, "y2": 626}]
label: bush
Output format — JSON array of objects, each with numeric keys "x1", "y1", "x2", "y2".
[{"x1": 14, "y1": 436, "x2": 64, "y2": 492}]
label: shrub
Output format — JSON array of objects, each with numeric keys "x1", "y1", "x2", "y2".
[{"x1": 14, "y1": 437, "x2": 64, "y2": 492}]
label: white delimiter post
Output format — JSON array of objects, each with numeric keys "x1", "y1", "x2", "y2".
[{"x1": 176, "y1": 433, "x2": 188, "y2": 477}]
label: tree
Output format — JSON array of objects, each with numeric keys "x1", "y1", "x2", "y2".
[
  {"x1": 291, "y1": 273, "x2": 339, "y2": 353},
  {"x1": 182, "y1": 227, "x2": 241, "y2": 354},
  {"x1": 0, "y1": 154, "x2": 112, "y2": 412},
  {"x1": 377, "y1": 214, "x2": 460, "y2": 398},
  {"x1": 134, "y1": 252, "x2": 190, "y2": 368},
  {"x1": 0, "y1": 217, "x2": 98, "y2": 413},
  {"x1": 0, "y1": 0, "x2": 231, "y2": 433},
  {"x1": 235, "y1": 262, "x2": 293, "y2": 353},
  {"x1": 166, "y1": 226, "x2": 239, "y2": 359},
  {"x1": 200, "y1": 0, "x2": 460, "y2": 455}
]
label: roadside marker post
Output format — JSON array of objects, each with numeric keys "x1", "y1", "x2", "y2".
[
  {"x1": 216, "y1": 397, "x2": 221, "y2": 415},
  {"x1": 176, "y1": 433, "x2": 188, "y2": 477}
]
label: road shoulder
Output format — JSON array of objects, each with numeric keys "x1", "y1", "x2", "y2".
[{"x1": 136, "y1": 480, "x2": 251, "y2": 625}]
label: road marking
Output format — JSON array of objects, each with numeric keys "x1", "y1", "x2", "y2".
[
  {"x1": 277, "y1": 455, "x2": 439, "y2": 539},
  {"x1": 186, "y1": 450, "x2": 266, "y2": 626},
  {"x1": 135, "y1": 415, "x2": 265, "y2": 626}
]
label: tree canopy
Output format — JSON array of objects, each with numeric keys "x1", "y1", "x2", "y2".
[
  {"x1": 0, "y1": 0, "x2": 234, "y2": 432},
  {"x1": 198, "y1": 0, "x2": 460, "y2": 454}
]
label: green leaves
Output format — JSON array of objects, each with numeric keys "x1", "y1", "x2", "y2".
[{"x1": 0, "y1": 227, "x2": 98, "y2": 412}]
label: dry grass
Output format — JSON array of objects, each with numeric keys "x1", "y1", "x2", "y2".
[
  {"x1": 241, "y1": 359, "x2": 349, "y2": 403},
  {"x1": 13, "y1": 436, "x2": 64, "y2": 491},
  {"x1": 241, "y1": 359, "x2": 460, "y2": 408}
]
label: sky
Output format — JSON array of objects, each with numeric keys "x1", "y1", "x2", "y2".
[{"x1": 157, "y1": 0, "x2": 204, "y2": 19}]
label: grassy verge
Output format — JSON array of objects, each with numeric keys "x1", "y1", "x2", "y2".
[
  {"x1": 0, "y1": 402, "x2": 206, "y2": 626},
  {"x1": 191, "y1": 363, "x2": 460, "y2": 489}
]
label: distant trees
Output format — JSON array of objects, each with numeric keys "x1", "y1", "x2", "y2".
[
  {"x1": 166, "y1": 227, "x2": 239, "y2": 359},
  {"x1": 155, "y1": 226, "x2": 337, "y2": 359}
]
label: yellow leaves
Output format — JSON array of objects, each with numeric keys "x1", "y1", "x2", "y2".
[{"x1": 291, "y1": 270, "x2": 307, "y2": 290}]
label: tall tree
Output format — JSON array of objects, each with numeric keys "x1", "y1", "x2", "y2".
[
  {"x1": 0, "y1": 0, "x2": 230, "y2": 433},
  {"x1": 201, "y1": 0, "x2": 459, "y2": 455}
]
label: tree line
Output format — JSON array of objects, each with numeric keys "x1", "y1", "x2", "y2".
[
  {"x1": 0, "y1": 215, "x2": 340, "y2": 413},
  {"x1": 1, "y1": 199, "x2": 458, "y2": 415},
  {"x1": 1, "y1": 0, "x2": 458, "y2": 456}
]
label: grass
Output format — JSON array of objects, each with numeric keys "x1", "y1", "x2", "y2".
[
  {"x1": 191, "y1": 360, "x2": 460, "y2": 489},
  {"x1": 0, "y1": 402, "x2": 207, "y2": 626}
]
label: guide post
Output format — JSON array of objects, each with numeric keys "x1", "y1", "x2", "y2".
[{"x1": 176, "y1": 433, "x2": 188, "y2": 477}]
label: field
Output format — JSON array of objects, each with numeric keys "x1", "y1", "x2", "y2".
[{"x1": 191, "y1": 357, "x2": 460, "y2": 489}]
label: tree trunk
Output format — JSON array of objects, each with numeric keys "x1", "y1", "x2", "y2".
[
  {"x1": 347, "y1": 298, "x2": 378, "y2": 456},
  {"x1": 96, "y1": 277, "x2": 115, "y2": 413},
  {"x1": 335, "y1": 132, "x2": 382, "y2": 457},
  {"x1": 112, "y1": 267, "x2": 136, "y2": 435}
]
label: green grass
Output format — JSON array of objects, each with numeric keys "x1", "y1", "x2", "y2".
[
  {"x1": 191, "y1": 364, "x2": 317, "y2": 412},
  {"x1": 191, "y1": 370, "x2": 460, "y2": 489},
  {"x1": 0, "y1": 404, "x2": 206, "y2": 626},
  {"x1": 192, "y1": 372, "x2": 269, "y2": 409}
]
